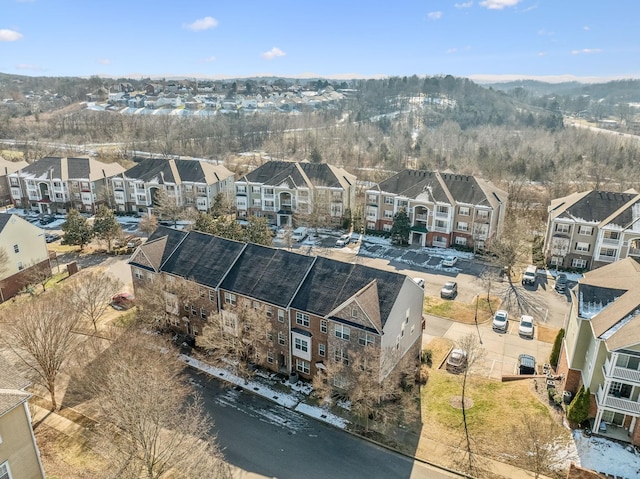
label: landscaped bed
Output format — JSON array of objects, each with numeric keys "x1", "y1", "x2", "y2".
[{"x1": 424, "y1": 295, "x2": 501, "y2": 324}]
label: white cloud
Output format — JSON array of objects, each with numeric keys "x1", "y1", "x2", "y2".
[
  {"x1": 98, "y1": 58, "x2": 111, "y2": 65},
  {"x1": 446, "y1": 48, "x2": 457, "y2": 54},
  {"x1": 454, "y1": 1, "x2": 473, "y2": 8},
  {"x1": 261, "y1": 47, "x2": 286, "y2": 60},
  {"x1": 203, "y1": 55, "x2": 217, "y2": 63},
  {"x1": 479, "y1": 0, "x2": 521, "y2": 9},
  {"x1": 537, "y1": 29, "x2": 554, "y2": 36},
  {"x1": 583, "y1": 25, "x2": 590, "y2": 31},
  {"x1": 427, "y1": 11, "x2": 442, "y2": 20},
  {"x1": 16, "y1": 63, "x2": 42, "y2": 71},
  {"x1": 0, "y1": 29, "x2": 23, "y2": 41},
  {"x1": 571, "y1": 48, "x2": 602, "y2": 55},
  {"x1": 184, "y1": 16, "x2": 218, "y2": 32},
  {"x1": 537, "y1": 51, "x2": 547, "y2": 57}
]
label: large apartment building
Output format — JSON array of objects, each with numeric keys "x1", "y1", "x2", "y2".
[
  {"x1": 365, "y1": 170, "x2": 507, "y2": 250},
  {"x1": 234, "y1": 161, "x2": 357, "y2": 227},
  {"x1": 557, "y1": 258, "x2": 640, "y2": 446},
  {"x1": 129, "y1": 227, "x2": 423, "y2": 381},
  {"x1": 7, "y1": 156, "x2": 125, "y2": 214},
  {"x1": 544, "y1": 189, "x2": 640, "y2": 271},
  {"x1": 109, "y1": 158, "x2": 234, "y2": 215}
]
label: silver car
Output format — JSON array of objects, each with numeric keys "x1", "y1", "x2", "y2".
[{"x1": 492, "y1": 310, "x2": 509, "y2": 332}]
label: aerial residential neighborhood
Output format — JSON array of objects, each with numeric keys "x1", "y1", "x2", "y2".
[{"x1": 2, "y1": 4, "x2": 640, "y2": 473}]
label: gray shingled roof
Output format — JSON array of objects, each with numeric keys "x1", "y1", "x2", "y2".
[
  {"x1": 160, "y1": 231, "x2": 246, "y2": 289},
  {"x1": 290, "y1": 256, "x2": 406, "y2": 327},
  {"x1": 18, "y1": 156, "x2": 123, "y2": 181},
  {"x1": 220, "y1": 244, "x2": 316, "y2": 307},
  {"x1": 244, "y1": 161, "x2": 343, "y2": 188},
  {"x1": 0, "y1": 355, "x2": 31, "y2": 416},
  {"x1": 378, "y1": 170, "x2": 497, "y2": 205},
  {"x1": 0, "y1": 213, "x2": 12, "y2": 232},
  {"x1": 143, "y1": 226, "x2": 188, "y2": 267},
  {"x1": 558, "y1": 190, "x2": 638, "y2": 223}
]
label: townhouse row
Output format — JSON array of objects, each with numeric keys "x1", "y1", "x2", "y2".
[{"x1": 129, "y1": 226, "x2": 424, "y2": 381}]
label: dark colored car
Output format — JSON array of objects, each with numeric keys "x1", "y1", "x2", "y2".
[
  {"x1": 44, "y1": 232, "x2": 60, "y2": 243},
  {"x1": 440, "y1": 281, "x2": 458, "y2": 299},
  {"x1": 555, "y1": 273, "x2": 568, "y2": 293},
  {"x1": 517, "y1": 354, "x2": 536, "y2": 375},
  {"x1": 39, "y1": 215, "x2": 55, "y2": 225}
]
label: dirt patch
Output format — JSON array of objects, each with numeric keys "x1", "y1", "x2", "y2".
[
  {"x1": 449, "y1": 395, "x2": 474, "y2": 409},
  {"x1": 538, "y1": 323, "x2": 560, "y2": 343}
]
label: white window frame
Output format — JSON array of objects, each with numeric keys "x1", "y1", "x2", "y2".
[
  {"x1": 278, "y1": 309, "x2": 285, "y2": 323},
  {"x1": 224, "y1": 292, "x2": 236, "y2": 306},
  {"x1": 359, "y1": 333, "x2": 375, "y2": 346},
  {"x1": 572, "y1": 258, "x2": 588, "y2": 269},
  {"x1": 294, "y1": 337, "x2": 309, "y2": 353},
  {"x1": 384, "y1": 196, "x2": 394, "y2": 205},
  {"x1": 0, "y1": 461, "x2": 12, "y2": 479},
  {"x1": 278, "y1": 331, "x2": 286, "y2": 345},
  {"x1": 296, "y1": 312, "x2": 310, "y2": 327},
  {"x1": 267, "y1": 350, "x2": 274, "y2": 363},
  {"x1": 335, "y1": 324, "x2": 350, "y2": 341},
  {"x1": 575, "y1": 242, "x2": 590, "y2": 253},
  {"x1": 555, "y1": 223, "x2": 570, "y2": 234},
  {"x1": 320, "y1": 319, "x2": 327, "y2": 333},
  {"x1": 458, "y1": 206, "x2": 470, "y2": 216},
  {"x1": 296, "y1": 359, "x2": 310, "y2": 374},
  {"x1": 578, "y1": 225, "x2": 593, "y2": 236},
  {"x1": 319, "y1": 343, "x2": 326, "y2": 357},
  {"x1": 134, "y1": 268, "x2": 144, "y2": 280}
]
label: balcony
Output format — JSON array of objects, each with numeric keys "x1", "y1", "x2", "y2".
[
  {"x1": 628, "y1": 247, "x2": 640, "y2": 257},
  {"x1": 435, "y1": 211, "x2": 449, "y2": 219},
  {"x1": 597, "y1": 255, "x2": 616, "y2": 263},
  {"x1": 604, "y1": 357, "x2": 640, "y2": 385},
  {"x1": 597, "y1": 385, "x2": 640, "y2": 415},
  {"x1": 602, "y1": 237, "x2": 620, "y2": 246},
  {"x1": 414, "y1": 213, "x2": 428, "y2": 222}
]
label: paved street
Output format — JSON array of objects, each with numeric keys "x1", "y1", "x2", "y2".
[{"x1": 189, "y1": 369, "x2": 461, "y2": 479}]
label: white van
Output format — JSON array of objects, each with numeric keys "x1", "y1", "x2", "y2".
[
  {"x1": 521, "y1": 265, "x2": 537, "y2": 286},
  {"x1": 291, "y1": 227, "x2": 308, "y2": 242}
]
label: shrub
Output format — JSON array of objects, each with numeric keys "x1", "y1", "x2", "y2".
[
  {"x1": 421, "y1": 349, "x2": 433, "y2": 366},
  {"x1": 567, "y1": 386, "x2": 591, "y2": 425},
  {"x1": 416, "y1": 364, "x2": 429, "y2": 385},
  {"x1": 549, "y1": 328, "x2": 565, "y2": 368}
]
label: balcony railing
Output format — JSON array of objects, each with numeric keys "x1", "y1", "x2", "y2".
[
  {"x1": 604, "y1": 357, "x2": 640, "y2": 384},
  {"x1": 597, "y1": 255, "x2": 616, "y2": 263},
  {"x1": 628, "y1": 247, "x2": 640, "y2": 257},
  {"x1": 602, "y1": 237, "x2": 620, "y2": 245},
  {"x1": 597, "y1": 385, "x2": 640, "y2": 415},
  {"x1": 414, "y1": 213, "x2": 428, "y2": 221},
  {"x1": 435, "y1": 211, "x2": 449, "y2": 219},
  {"x1": 433, "y1": 226, "x2": 449, "y2": 233}
]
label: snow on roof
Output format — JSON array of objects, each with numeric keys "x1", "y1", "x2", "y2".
[{"x1": 600, "y1": 308, "x2": 640, "y2": 340}]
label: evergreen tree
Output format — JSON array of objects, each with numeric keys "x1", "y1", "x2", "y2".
[
  {"x1": 211, "y1": 192, "x2": 232, "y2": 218},
  {"x1": 390, "y1": 208, "x2": 410, "y2": 245},
  {"x1": 92, "y1": 205, "x2": 122, "y2": 251},
  {"x1": 566, "y1": 385, "x2": 591, "y2": 426},
  {"x1": 549, "y1": 328, "x2": 565, "y2": 368},
  {"x1": 61, "y1": 209, "x2": 94, "y2": 251},
  {"x1": 244, "y1": 216, "x2": 272, "y2": 246},
  {"x1": 193, "y1": 212, "x2": 216, "y2": 235},
  {"x1": 213, "y1": 216, "x2": 244, "y2": 242}
]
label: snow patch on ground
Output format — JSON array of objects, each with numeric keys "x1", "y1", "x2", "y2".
[
  {"x1": 571, "y1": 430, "x2": 640, "y2": 478},
  {"x1": 180, "y1": 355, "x2": 346, "y2": 429}
]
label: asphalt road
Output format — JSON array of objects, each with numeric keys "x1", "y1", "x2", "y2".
[{"x1": 188, "y1": 369, "x2": 461, "y2": 479}]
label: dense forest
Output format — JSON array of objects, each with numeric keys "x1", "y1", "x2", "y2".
[{"x1": 1, "y1": 73, "x2": 640, "y2": 196}]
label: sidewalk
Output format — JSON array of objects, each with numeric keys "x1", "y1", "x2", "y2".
[{"x1": 183, "y1": 355, "x2": 553, "y2": 479}]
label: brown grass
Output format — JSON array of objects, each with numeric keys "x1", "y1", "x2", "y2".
[
  {"x1": 424, "y1": 337, "x2": 454, "y2": 368},
  {"x1": 537, "y1": 323, "x2": 560, "y2": 343},
  {"x1": 424, "y1": 295, "x2": 501, "y2": 324}
]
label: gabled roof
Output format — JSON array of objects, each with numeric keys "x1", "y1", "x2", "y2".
[
  {"x1": 0, "y1": 355, "x2": 31, "y2": 416},
  {"x1": 160, "y1": 232, "x2": 246, "y2": 289},
  {"x1": 377, "y1": 170, "x2": 505, "y2": 207},
  {"x1": 15, "y1": 156, "x2": 125, "y2": 181},
  {"x1": 0, "y1": 213, "x2": 12, "y2": 232},
  {"x1": 142, "y1": 226, "x2": 188, "y2": 268},
  {"x1": 290, "y1": 256, "x2": 406, "y2": 328},
  {"x1": 220, "y1": 243, "x2": 316, "y2": 307},
  {"x1": 578, "y1": 257, "x2": 640, "y2": 351},
  {"x1": 550, "y1": 189, "x2": 640, "y2": 226},
  {"x1": 122, "y1": 158, "x2": 233, "y2": 185},
  {"x1": 242, "y1": 160, "x2": 355, "y2": 189}
]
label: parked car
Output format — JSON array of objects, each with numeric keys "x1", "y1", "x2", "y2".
[
  {"x1": 521, "y1": 264, "x2": 537, "y2": 286},
  {"x1": 111, "y1": 292, "x2": 135, "y2": 310},
  {"x1": 517, "y1": 354, "x2": 536, "y2": 375},
  {"x1": 442, "y1": 255, "x2": 458, "y2": 267},
  {"x1": 413, "y1": 277, "x2": 425, "y2": 288},
  {"x1": 39, "y1": 215, "x2": 55, "y2": 225},
  {"x1": 440, "y1": 281, "x2": 458, "y2": 299},
  {"x1": 44, "y1": 232, "x2": 60, "y2": 243},
  {"x1": 350, "y1": 233, "x2": 361, "y2": 244},
  {"x1": 519, "y1": 315, "x2": 535, "y2": 339},
  {"x1": 291, "y1": 227, "x2": 308, "y2": 242},
  {"x1": 336, "y1": 233, "x2": 351, "y2": 247},
  {"x1": 446, "y1": 348, "x2": 467, "y2": 372},
  {"x1": 492, "y1": 310, "x2": 509, "y2": 332},
  {"x1": 555, "y1": 273, "x2": 568, "y2": 293}
]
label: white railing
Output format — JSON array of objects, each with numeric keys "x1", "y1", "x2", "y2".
[
  {"x1": 415, "y1": 213, "x2": 428, "y2": 221},
  {"x1": 604, "y1": 357, "x2": 640, "y2": 384},
  {"x1": 628, "y1": 247, "x2": 640, "y2": 256},
  {"x1": 433, "y1": 226, "x2": 449, "y2": 233},
  {"x1": 602, "y1": 237, "x2": 620, "y2": 245},
  {"x1": 435, "y1": 211, "x2": 449, "y2": 219},
  {"x1": 597, "y1": 385, "x2": 640, "y2": 415},
  {"x1": 597, "y1": 255, "x2": 616, "y2": 263}
]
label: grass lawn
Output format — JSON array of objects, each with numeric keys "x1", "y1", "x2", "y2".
[
  {"x1": 423, "y1": 337, "x2": 453, "y2": 369},
  {"x1": 537, "y1": 323, "x2": 560, "y2": 343},
  {"x1": 424, "y1": 295, "x2": 501, "y2": 324},
  {"x1": 419, "y1": 369, "x2": 569, "y2": 463}
]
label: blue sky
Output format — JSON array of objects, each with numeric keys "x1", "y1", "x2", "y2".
[{"x1": 1, "y1": 0, "x2": 638, "y2": 82}]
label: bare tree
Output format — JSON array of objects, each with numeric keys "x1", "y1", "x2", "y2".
[
  {"x1": 0, "y1": 246, "x2": 9, "y2": 277},
  {"x1": 197, "y1": 303, "x2": 273, "y2": 383},
  {"x1": 455, "y1": 333, "x2": 485, "y2": 476},
  {"x1": 21, "y1": 260, "x2": 53, "y2": 294},
  {"x1": 69, "y1": 268, "x2": 123, "y2": 331},
  {"x1": 509, "y1": 415, "x2": 564, "y2": 479},
  {"x1": 84, "y1": 333, "x2": 231, "y2": 479},
  {"x1": 2, "y1": 288, "x2": 81, "y2": 410},
  {"x1": 138, "y1": 213, "x2": 158, "y2": 237},
  {"x1": 152, "y1": 188, "x2": 184, "y2": 227}
]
